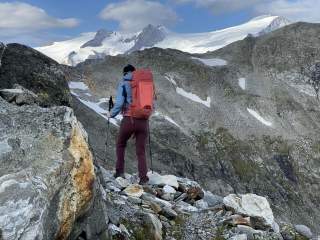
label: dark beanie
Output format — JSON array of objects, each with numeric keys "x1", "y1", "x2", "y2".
[{"x1": 123, "y1": 64, "x2": 136, "y2": 75}]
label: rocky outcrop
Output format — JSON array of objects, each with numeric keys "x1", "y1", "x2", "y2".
[
  {"x1": 86, "y1": 168, "x2": 316, "y2": 240},
  {"x1": 0, "y1": 43, "x2": 71, "y2": 107},
  {"x1": 0, "y1": 84, "x2": 40, "y2": 105},
  {"x1": 0, "y1": 92, "x2": 95, "y2": 239}
]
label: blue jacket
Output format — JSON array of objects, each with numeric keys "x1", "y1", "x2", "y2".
[{"x1": 110, "y1": 72, "x2": 132, "y2": 118}]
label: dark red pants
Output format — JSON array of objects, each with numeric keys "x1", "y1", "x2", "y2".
[{"x1": 116, "y1": 117, "x2": 148, "y2": 180}]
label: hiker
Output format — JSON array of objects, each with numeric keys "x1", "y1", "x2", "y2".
[{"x1": 105, "y1": 64, "x2": 155, "y2": 184}]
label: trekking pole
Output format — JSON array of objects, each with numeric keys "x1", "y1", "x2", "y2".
[
  {"x1": 105, "y1": 96, "x2": 114, "y2": 160},
  {"x1": 148, "y1": 121, "x2": 153, "y2": 173}
]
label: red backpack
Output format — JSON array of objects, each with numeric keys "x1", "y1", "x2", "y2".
[{"x1": 128, "y1": 69, "x2": 155, "y2": 119}]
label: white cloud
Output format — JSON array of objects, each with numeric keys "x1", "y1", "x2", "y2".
[
  {"x1": 173, "y1": 0, "x2": 260, "y2": 14},
  {"x1": 99, "y1": 0, "x2": 178, "y2": 32},
  {"x1": 255, "y1": 0, "x2": 320, "y2": 23},
  {"x1": 173, "y1": 0, "x2": 320, "y2": 22},
  {"x1": 0, "y1": 2, "x2": 79, "y2": 46},
  {"x1": 0, "y1": 2, "x2": 79, "y2": 31}
]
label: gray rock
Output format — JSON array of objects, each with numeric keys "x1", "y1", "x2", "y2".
[
  {"x1": 148, "y1": 171, "x2": 179, "y2": 188},
  {"x1": 203, "y1": 191, "x2": 223, "y2": 207},
  {"x1": 142, "y1": 213, "x2": 163, "y2": 240},
  {"x1": 107, "y1": 223, "x2": 129, "y2": 239},
  {"x1": 0, "y1": 98, "x2": 95, "y2": 240},
  {"x1": 174, "y1": 201, "x2": 198, "y2": 213},
  {"x1": 236, "y1": 225, "x2": 263, "y2": 240},
  {"x1": 115, "y1": 177, "x2": 130, "y2": 189},
  {"x1": 163, "y1": 185, "x2": 176, "y2": 194},
  {"x1": 194, "y1": 199, "x2": 209, "y2": 209},
  {"x1": 294, "y1": 225, "x2": 313, "y2": 239},
  {"x1": 161, "y1": 193, "x2": 175, "y2": 201},
  {"x1": 174, "y1": 193, "x2": 188, "y2": 202},
  {"x1": 127, "y1": 196, "x2": 143, "y2": 205},
  {"x1": 123, "y1": 184, "x2": 144, "y2": 198},
  {"x1": 229, "y1": 234, "x2": 248, "y2": 240},
  {"x1": 142, "y1": 193, "x2": 173, "y2": 209},
  {"x1": 0, "y1": 84, "x2": 39, "y2": 105},
  {"x1": 223, "y1": 194, "x2": 278, "y2": 232},
  {"x1": 161, "y1": 207, "x2": 178, "y2": 219}
]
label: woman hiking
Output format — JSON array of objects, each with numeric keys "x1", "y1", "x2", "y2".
[{"x1": 106, "y1": 64, "x2": 155, "y2": 185}]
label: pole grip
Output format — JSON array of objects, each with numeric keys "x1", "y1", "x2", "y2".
[{"x1": 108, "y1": 96, "x2": 114, "y2": 112}]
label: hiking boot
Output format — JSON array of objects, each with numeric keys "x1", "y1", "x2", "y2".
[
  {"x1": 113, "y1": 172, "x2": 125, "y2": 178},
  {"x1": 139, "y1": 176, "x2": 149, "y2": 185}
]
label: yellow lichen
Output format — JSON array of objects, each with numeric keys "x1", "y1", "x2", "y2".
[{"x1": 56, "y1": 121, "x2": 95, "y2": 240}]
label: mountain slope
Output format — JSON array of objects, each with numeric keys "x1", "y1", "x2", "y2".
[
  {"x1": 68, "y1": 22, "x2": 320, "y2": 233},
  {"x1": 35, "y1": 15, "x2": 289, "y2": 66}
]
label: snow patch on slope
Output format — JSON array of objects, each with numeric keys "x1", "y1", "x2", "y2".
[
  {"x1": 192, "y1": 57, "x2": 227, "y2": 66},
  {"x1": 247, "y1": 108, "x2": 272, "y2": 127},
  {"x1": 166, "y1": 75, "x2": 177, "y2": 85},
  {"x1": 238, "y1": 78, "x2": 246, "y2": 90},
  {"x1": 77, "y1": 98, "x2": 119, "y2": 126},
  {"x1": 176, "y1": 87, "x2": 211, "y2": 108},
  {"x1": 68, "y1": 81, "x2": 120, "y2": 126},
  {"x1": 69, "y1": 81, "x2": 89, "y2": 90},
  {"x1": 154, "y1": 111, "x2": 181, "y2": 128},
  {"x1": 165, "y1": 75, "x2": 211, "y2": 108}
]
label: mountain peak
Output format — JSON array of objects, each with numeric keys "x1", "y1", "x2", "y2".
[
  {"x1": 126, "y1": 23, "x2": 168, "y2": 53},
  {"x1": 81, "y1": 28, "x2": 113, "y2": 48},
  {"x1": 258, "y1": 16, "x2": 291, "y2": 36},
  {"x1": 141, "y1": 24, "x2": 168, "y2": 34}
]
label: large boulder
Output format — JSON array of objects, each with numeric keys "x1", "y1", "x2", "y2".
[
  {"x1": 0, "y1": 43, "x2": 71, "y2": 107},
  {"x1": 223, "y1": 193, "x2": 278, "y2": 232},
  {"x1": 148, "y1": 171, "x2": 179, "y2": 189},
  {"x1": 0, "y1": 96, "x2": 95, "y2": 240}
]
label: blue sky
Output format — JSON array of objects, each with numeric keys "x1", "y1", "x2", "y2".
[{"x1": 0, "y1": 0, "x2": 319, "y2": 46}]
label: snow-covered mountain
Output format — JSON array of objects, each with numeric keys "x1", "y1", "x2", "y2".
[
  {"x1": 36, "y1": 15, "x2": 290, "y2": 66},
  {"x1": 258, "y1": 16, "x2": 291, "y2": 36}
]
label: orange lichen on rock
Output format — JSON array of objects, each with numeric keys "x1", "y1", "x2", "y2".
[{"x1": 56, "y1": 121, "x2": 95, "y2": 240}]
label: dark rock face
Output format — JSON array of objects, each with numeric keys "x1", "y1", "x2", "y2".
[
  {"x1": 72, "y1": 22, "x2": 320, "y2": 233},
  {"x1": 81, "y1": 29, "x2": 113, "y2": 48},
  {"x1": 127, "y1": 24, "x2": 166, "y2": 53},
  {"x1": 0, "y1": 43, "x2": 71, "y2": 107}
]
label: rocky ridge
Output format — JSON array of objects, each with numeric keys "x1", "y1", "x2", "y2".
[{"x1": 82, "y1": 166, "x2": 317, "y2": 240}]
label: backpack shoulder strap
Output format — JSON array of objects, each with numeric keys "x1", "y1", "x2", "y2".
[{"x1": 122, "y1": 84, "x2": 128, "y2": 104}]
